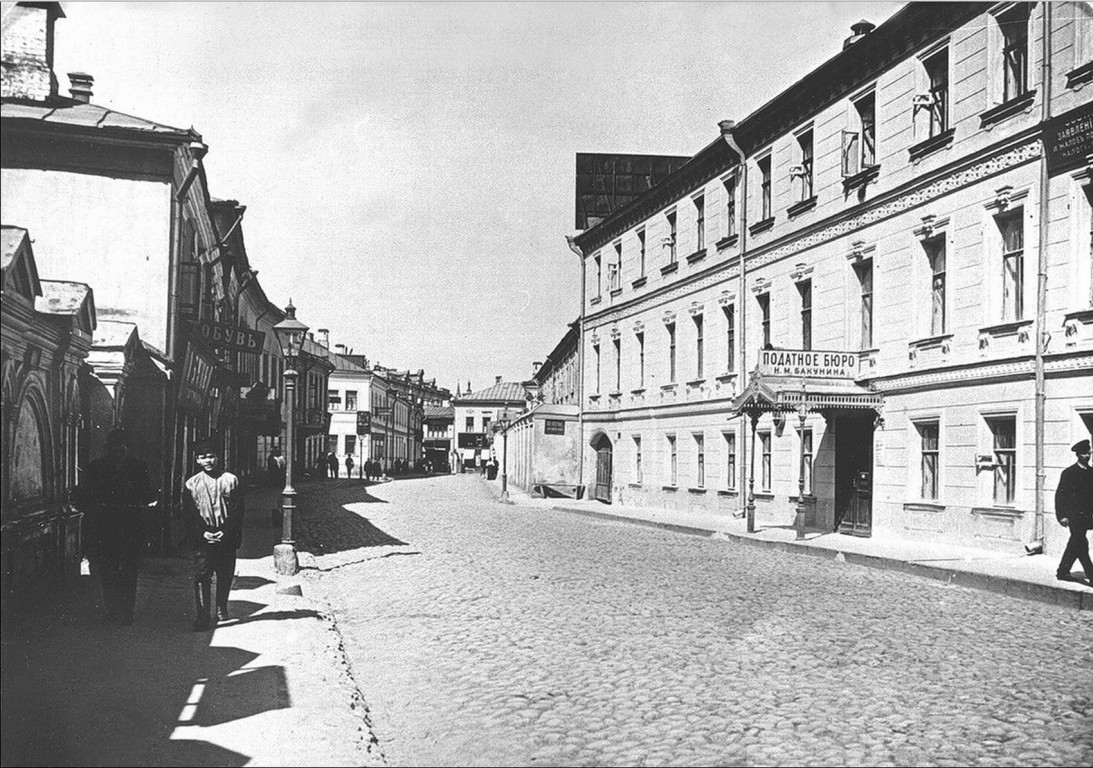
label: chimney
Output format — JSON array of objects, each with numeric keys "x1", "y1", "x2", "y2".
[
  {"x1": 316, "y1": 328, "x2": 329, "y2": 348},
  {"x1": 67, "y1": 72, "x2": 93, "y2": 103},
  {"x1": 495, "y1": 375, "x2": 502, "y2": 384},
  {"x1": 1, "y1": 3, "x2": 65, "y2": 102},
  {"x1": 335, "y1": 343, "x2": 347, "y2": 355},
  {"x1": 532, "y1": 361, "x2": 542, "y2": 376},
  {"x1": 843, "y1": 19, "x2": 875, "y2": 50},
  {"x1": 718, "y1": 119, "x2": 735, "y2": 135}
]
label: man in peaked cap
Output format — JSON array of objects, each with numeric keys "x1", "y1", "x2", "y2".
[{"x1": 1054, "y1": 438, "x2": 1093, "y2": 584}]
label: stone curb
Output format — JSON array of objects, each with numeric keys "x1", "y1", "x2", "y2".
[{"x1": 549, "y1": 504, "x2": 1092, "y2": 612}]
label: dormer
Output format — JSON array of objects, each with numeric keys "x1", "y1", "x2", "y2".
[
  {"x1": 37, "y1": 280, "x2": 97, "y2": 336},
  {"x1": 1, "y1": 225, "x2": 43, "y2": 304}
]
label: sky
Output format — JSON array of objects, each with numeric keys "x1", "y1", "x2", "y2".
[{"x1": 52, "y1": 0, "x2": 904, "y2": 395}]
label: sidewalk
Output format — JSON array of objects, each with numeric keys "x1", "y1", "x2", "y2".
[
  {"x1": 484, "y1": 477, "x2": 1093, "y2": 611},
  {"x1": 0, "y1": 481, "x2": 383, "y2": 768}
]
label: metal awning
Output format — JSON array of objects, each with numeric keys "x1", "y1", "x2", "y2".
[{"x1": 731, "y1": 371, "x2": 883, "y2": 415}]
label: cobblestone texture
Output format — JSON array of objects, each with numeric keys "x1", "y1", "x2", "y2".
[{"x1": 299, "y1": 475, "x2": 1093, "y2": 767}]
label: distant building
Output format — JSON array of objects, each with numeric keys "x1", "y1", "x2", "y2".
[
  {"x1": 452, "y1": 378, "x2": 530, "y2": 473},
  {"x1": 423, "y1": 405, "x2": 454, "y2": 472}
]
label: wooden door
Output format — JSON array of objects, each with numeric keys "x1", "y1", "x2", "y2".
[
  {"x1": 835, "y1": 415, "x2": 874, "y2": 536},
  {"x1": 593, "y1": 436, "x2": 613, "y2": 503}
]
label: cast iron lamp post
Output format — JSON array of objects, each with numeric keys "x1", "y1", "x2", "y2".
[
  {"x1": 495, "y1": 411, "x2": 512, "y2": 502},
  {"x1": 272, "y1": 300, "x2": 308, "y2": 576}
]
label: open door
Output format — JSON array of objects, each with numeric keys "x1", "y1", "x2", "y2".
[{"x1": 834, "y1": 414, "x2": 873, "y2": 536}]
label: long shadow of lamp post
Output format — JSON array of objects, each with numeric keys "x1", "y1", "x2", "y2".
[{"x1": 273, "y1": 301, "x2": 308, "y2": 576}]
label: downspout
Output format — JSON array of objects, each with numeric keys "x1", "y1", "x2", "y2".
[
  {"x1": 567, "y1": 235, "x2": 586, "y2": 490},
  {"x1": 721, "y1": 120, "x2": 750, "y2": 526},
  {"x1": 1031, "y1": 2, "x2": 1052, "y2": 553}
]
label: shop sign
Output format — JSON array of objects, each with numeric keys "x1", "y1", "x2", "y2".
[
  {"x1": 179, "y1": 342, "x2": 216, "y2": 414},
  {"x1": 458, "y1": 433, "x2": 488, "y2": 449},
  {"x1": 193, "y1": 319, "x2": 266, "y2": 354},
  {"x1": 758, "y1": 349, "x2": 857, "y2": 379},
  {"x1": 1045, "y1": 102, "x2": 1093, "y2": 176},
  {"x1": 356, "y1": 411, "x2": 372, "y2": 435},
  {"x1": 544, "y1": 419, "x2": 566, "y2": 435}
]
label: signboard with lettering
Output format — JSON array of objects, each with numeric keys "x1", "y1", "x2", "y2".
[
  {"x1": 356, "y1": 411, "x2": 372, "y2": 435},
  {"x1": 758, "y1": 349, "x2": 858, "y2": 379},
  {"x1": 178, "y1": 342, "x2": 217, "y2": 415},
  {"x1": 1045, "y1": 101, "x2": 1093, "y2": 176},
  {"x1": 193, "y1": 320, "x2": 266, "y2": 354},
  {"x1": 544, "y1": 419, "x2": 566, "y2": 435},
  {"x1": 458, "y1": 433, "x2": 488, "y2": 449}
]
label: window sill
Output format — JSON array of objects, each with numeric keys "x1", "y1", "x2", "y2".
[
  {"x1": 904, "y1": 502, "x2": 945, "y2": 512},
  {"x1": 717, "y1": 489, "x2": 738, "y2": 497},
  {"x1": 714, "y1": 371, "x2": 738, "y2": 382},
  {"x1": 608, "y1": 390, "x2": 622, "y2": 399},
  {"x1": 842, "y1": 164, "x2": 880, "y2": 195},
  {"x1": 786, "y1": 196, "x2": 817, "y2": 218},
  {"x1": 979, "y1": 319, "x2": 1033, "y2": 337},
  {"x1": 660, "y1": 383, "x2": 678, "y2": 391},
  {"x1": 660, "y1": 262, "x2": 679, "y2": 276},
  {"x1": 716, "y1": 234, "x2": 739, "y2": 251},
  {"x1": 631, "y1": 276, "x2": 648, "y2": 289},
  {"x1": 628, "y1": 482, "x2": 643, "y2": 489},
  {"x1": 588, "y1": 394, "x2": 601, "y2": 402},
  {"x1": 610, "y1": 287, "x2": 623, "y2": 298},
  {"x1": 1063, "y1": 308, "x2": 1093, "y2": 324},
  {"x1": 908, "y1": 333, "x2": 953, "y2": 352},
  {"x1": 688, "y1": 487, "x2": 708, "y2": 494},
  {"x1": 749, "y1": 216, "x2": 775, "y2": 235},
  {"x1": 971, "y1": 506, "x2": 1025, "y2": 520},
  {"x1": 590, "y1": 296, "x2": 602, "y2": 306},
  {"x1": 1066, "y1": 61, "x2": 1093, "y2": 89},
  {"x1": 752, "y1": 492, "x2": 775, "y2": 500},
  {"x1": 685, "y1": 248, "x2": 707, "y2": 265},
  {"x1": 686, "y1": 378, "x2": 706, "y2": 387},
  {"x1": 908, "y1": 128, "x2": 955, "y2": 162},
  {"x1": 630, "y1": 387, "x2": 646, "y2": 395},
  {"x1": 662, "y1": 484, "x2": 679, "y2": 492},
  {"x1": 979, "y1": 90, "x2": 1036, "y2": 129}
]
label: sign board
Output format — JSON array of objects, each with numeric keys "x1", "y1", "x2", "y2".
[
  {"x1": 544, "y1": 419, "x2": 566, "y2": 435},
  {"x1": 373, "y1": 406, "x2": 393, "y2": 417},
  {"x1": 1044, "y1": 101, "x2": 1093, "y2": 176},
  {"x1": 458, "y1": 433, "x2": 488, "y2": 449},
  {"x1": 192, "y1": 320, "x2": 266, "y2": 354},
  {"x1": 758, "y1": 349, "x2": 858, "y2": 379},
  {"x1": 356, "y1": 411, "x2": 372, "y2": 435},
  {"x1": 178, "y1": 342, "x2": 217, "y2": 415}
]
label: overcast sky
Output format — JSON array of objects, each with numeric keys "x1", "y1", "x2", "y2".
[{"x1": 53, "y1": 1, "x2": 903, "y2": 394}]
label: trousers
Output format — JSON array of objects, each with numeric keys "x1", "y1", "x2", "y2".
[
  {"x1": 1057, "y1": 526, "x2": 1093, "y2": 581},
  {"x1": 193, "y1": 544, "x2": 237, "y2": 608}
]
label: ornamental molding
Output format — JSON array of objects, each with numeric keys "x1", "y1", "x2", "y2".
[
  {"x1": 912, "y1": 213, "x2": 951, "y2": 241},
  {"x1": 609, "y1": 326, "x2": 621, "y2": 340},
  {"x1": 717, "y1": 290, "x2": 736, "y2": 307},
  {"x1": 632, "y1": 320, "x2": 645, "y2": 334},
  {"x1": 662, "y1": 310, "x2": 677, "y2": 325},
  {"x1": 789, "y1": 262, "x2": 815, "y2": 282},
  {"x1": 751, "y1": 277, "x2": 772, "y2": 295},
  {"x1": 844, "y1": 239, "x2": 876, "y2": 263},
  {"x1": 867, "y1": 353, "x2": 1093, "y2": 392},
  {"x1": 687, "y1": 301, "x2": 704, "y2": 317},
  {"x1": 983, "y1": 184, "x2": 1031, "y2": 215}
]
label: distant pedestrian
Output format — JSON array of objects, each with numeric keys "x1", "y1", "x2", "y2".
[
  {"x1": 267, "y1": 447, "x2": 286, "y2": 488},
  {"x1": 327, "y1": 451, "x2": 339, "y2": 479},
  {"x1": 74, "y1": 428, "x2": 156, "y2": 625},
  {"x1": 345, "y1": 455, "x2": 355, "y2": 479},
  {"x1": 183, "y1": 438, "x2": 245, "y2": 631},
  {"x1": 1055, "y1": 438, "x2": 1093, "y2": 584}
]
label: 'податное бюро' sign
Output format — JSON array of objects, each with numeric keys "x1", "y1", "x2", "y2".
[{"x1": 758, "y1": 349, "x2": 858, "y2": 379}]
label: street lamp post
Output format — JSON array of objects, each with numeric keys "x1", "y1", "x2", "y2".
[
  {"x1": 272, "y1": 300, "x2": 308, "y2": 576},
  {"x1": 495, "y1": 410, "x2": 512, "y2": 503}
]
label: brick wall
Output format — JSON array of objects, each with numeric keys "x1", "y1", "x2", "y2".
[{"x1": 1, "y1": 3, "x2": 55, "y2": 102}]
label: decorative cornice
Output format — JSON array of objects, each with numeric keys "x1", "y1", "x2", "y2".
[
  {"x1": 866, "y1": 352, "x2": 1093, "y2": 392},
  {"x1": 912, "y1": 213, "x2": 950, "y2": 241}
]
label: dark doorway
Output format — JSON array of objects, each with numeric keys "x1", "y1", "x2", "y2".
[
  {"x1": 834, "y1": 413, "x2": 874, "y2": 536},
  {"x1": 591, "y1": 433, "x2": 613, "y2": 504}
]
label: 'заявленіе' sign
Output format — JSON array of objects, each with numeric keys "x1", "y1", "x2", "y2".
[{"x1": 758, "y1": 349, "x2": 858, "y2": 379}]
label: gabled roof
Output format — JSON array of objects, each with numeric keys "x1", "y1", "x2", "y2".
[
  {"x1": 93, "y1": 320, "x2": 139, "y2": 350},
  {"x1": 1, "y1": 100, "x2": 199, "y2": 143},
  {"x1": 36, "y1": 279, "x2": 95, "y2": 332},
  {"x1": 458, "y1": 381, "x2": 529, "y2": 404},
  {"x1": 1, "y1": 225, "x2": 41, "y2": 300},
  {"x1": 330, "y1": 351, "x2": 369, "y2": 374},
  {"x1": 425, "y1": 405, "x2": 454, "y2": 420}
]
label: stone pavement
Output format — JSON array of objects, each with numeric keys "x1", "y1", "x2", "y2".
[
  {"x1": 485, "y1": 477, "x2": 1093, "y2": 611},
  {"x1": 0, "y1": 481, "x2": 383, "y2": 768}
]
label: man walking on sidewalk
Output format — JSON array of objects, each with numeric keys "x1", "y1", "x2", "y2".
[
  {"x1": 183, "y1": 438, "x2": 245, "y2": 631},
  {"x1": 1055, "y1": 438, "x2": 1093, "y2": 585}
]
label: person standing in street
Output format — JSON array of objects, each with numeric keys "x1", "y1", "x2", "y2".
[
  {"x1": 1055, "y1": 438, "x2": 1093, "y2": 585},
  {"x1": 345, "y1": 454, "x2": 355, "y2": 479},
  {"x1": 183, "y1": 438, "x2": 245, "y2": 631},
  {"x1": 267, "y1": 447, "x2": 286, "y2": 488},
  {"x1": 327, "y1": 451, "x2": 339, "y2": 479},
  {"x1": 74, "y1": 428, "x2": 156, "y2": 625}
]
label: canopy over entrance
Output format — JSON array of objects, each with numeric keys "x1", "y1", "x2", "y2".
[{"x1": 731, "y1": 370, "x2": 883, "y2": 417}]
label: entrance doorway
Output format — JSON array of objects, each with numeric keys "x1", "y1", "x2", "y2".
[
  {"x1": 591, "y1": 432, "x2": 613, "y2": 503},
  {"x1": 834, "y1": 414, "x2": 874, "y2": 536}
]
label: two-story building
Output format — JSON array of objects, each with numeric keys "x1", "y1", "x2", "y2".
[
  {"x1": 572, "y1": 2, "x2": 1092, "y2": 556},
  {"x1": 452, "y1": 378, "x2": 530, "y2": 473}
]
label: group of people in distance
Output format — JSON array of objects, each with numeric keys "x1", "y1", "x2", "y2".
[{"x1": 69, "y1": 432, "x2": 1093, "y2": 633}]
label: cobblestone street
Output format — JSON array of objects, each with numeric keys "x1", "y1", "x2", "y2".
[{"x1": 299, "y1": 474, "x2": 1093, "y2": 767}]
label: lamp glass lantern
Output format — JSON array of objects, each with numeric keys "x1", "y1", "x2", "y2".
[{"x1": 273, "y1": 301, "x2": 309, "y2": 368}]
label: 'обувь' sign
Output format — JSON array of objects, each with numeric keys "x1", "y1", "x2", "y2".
[{"x1": 758, "y1": 349, "x2": 858, "y2": 379}]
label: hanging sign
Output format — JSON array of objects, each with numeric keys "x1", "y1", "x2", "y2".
[
  {"x1": 178, "y1": 342, "x2": 217, "y2": 414},
  {"x1": 193, "y1": 320, "x2": 266, "y2": 354},
  {"x1": 356, "y1": 411, "x2": 372, "y2": 435}
]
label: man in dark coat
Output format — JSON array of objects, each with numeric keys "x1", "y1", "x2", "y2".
[
  {"x1": 183, "y1": 438, "x2": 245, "y2": 631},
  {"x1": 75, "y1": 428, "x2": 156, "y2": 625},
  {"x1": 1055, "y1": 438, "x2": 1093, "y2": 584}
]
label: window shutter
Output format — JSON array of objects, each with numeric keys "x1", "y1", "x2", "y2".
[{"x1": 842, "y1": 130, "x2": 860, "y2": 177}]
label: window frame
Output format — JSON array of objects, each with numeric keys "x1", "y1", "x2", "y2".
[
  {"x1": 695, "y1": 433, "x2": 706, "y2": 488},
  {"x1": 724, "y1": 431, "x2": 737, "y2": 490},
  {"x1": 759, "y1": 430, "x2": 772, "y2": 491},
  {"x1": 798, "y1": 279, "x2": 813, "y2": 351}
]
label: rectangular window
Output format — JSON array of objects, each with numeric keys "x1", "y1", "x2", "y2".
[
  {"x1": 998, "y1": 211, "x2": 1024, "y2": 321},
  {"x1": 795, "y1": 129, "x2": 814, "y2": 201},
  {"x1": 594, "y1": 343, "x2": 601, "y2": 394},
  {"x1": 594, "y1": 253, "x2": 602, "y2": 297},
  {"x1": 989, "y1": 416, "x2": 1017, "y2": 505},
  {"x1": 798, "y1": 280, "x2": 812, "y2": 351},
  {"x1": 667, "y1": 211, "x2": 678, "y2": 263},
  {"x1": 724, "y1": 432, "x2": 737, "y2": 490},
  {"x1": 345, "y1": 390, "x2": 358, "y2": 411},
  {"x1": 345, "y1": 434, "x2": 357, "y2": 457},
  {"x1": 694, "y1": 314, "x2": 704, "y2": 379},
  {"x1": 668, "y1": 434, "x2": 678, "y2": 485},
  {"x1": 695, "y1": 194, "x2": 705, "y2": 251},
  {"x1": 857, "y1": 260, "x2": 874, "y2": 349},
  {"x1": 638, "y1": 228, "x2": 646, "y2": 277},
  {"x1": 613, "y1": 337, "x2": 621, "y2": 392},
  {"x1": 724, "y1": 304, "x2": 736, "y2": 373},
  {"x1": 328, "y1": 389, "x2": 339, "y2": 408},
  {"x1": 482, "y1": 415, "x2": 491, "y2": 433},
  {"x1": 635, "y1": 436, "x2": 643, "y2": 484},
  {"x1": 760, "y1": 431, "x2": 772, "y2": 491},
  {"x1": 801, "y1": 428, "x2": 813, "y2": 495},
  {"x1": 923, "y1": 47, "x2": 949, "y2": 136},
  {"x1": 856, "y1": 91, "x2": 876, "y2": 168},
  {"x1": 637, "y1": 331, "x2": 645, "y2": 387},
  {"x1": 758, "y1": 155, "x2": 772, "y2": 220},
  {"x1": 695, "y1": 434, "x2": 705, "y2": 488},
  {"x1": 465, "y1": 416, "x2": 474, "y2": 432},
  {"x1": 918, "y1": 421, "x2": 939, "y2": 501},
  {"x1": 724, "y1": 177, "x2": 737, "y2": 239},
  {"x1": 925, "y1": 238, "x2": 946, "y2": 335},
  {"x1": 667, "y1": 323, "x2": 677, "y2": 382},
  {"x1": 1000, "y1": 4, "x2": 1030, "y2": 101},
  {"x1": 758, "y1": 293, "x2": 771, "y2": 349},
  {"x1": 612, "y1": 241, "x2": 623, "y2": 290}
]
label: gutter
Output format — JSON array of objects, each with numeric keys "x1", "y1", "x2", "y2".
[{"x1": 567, "y1": 235, "x2": 586, "y2": 489}]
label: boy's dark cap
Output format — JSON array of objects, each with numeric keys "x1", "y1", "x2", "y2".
[{"x1": 1073, "y1": 439, "x2": 1091, "y2": 454}]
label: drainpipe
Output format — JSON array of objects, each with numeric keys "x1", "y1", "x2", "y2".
[
  {"x1": 721, "y1": 120, "x2": 751, "y2": 528},
  {"x1": 1031, "y1": 2, "x2": 1053, "y2": 553},
  {"x1": 567, "y1": 235, "x2": 586, "y2": 492}
]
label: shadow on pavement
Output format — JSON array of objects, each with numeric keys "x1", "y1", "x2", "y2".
[
  {"x1": 284, "y1": 481, "x2": 409, "y2": 556},
  {"x1": 226, "y1": 607, "x2": 322, "y2": 626}
]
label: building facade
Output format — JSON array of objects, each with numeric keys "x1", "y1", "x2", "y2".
[
  {"x1": 452, "y1": 379, "x2": 530, "y2": 473},
  {"x1": 572, "y1": 2, "x2": 1093, "y2": 555}
]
